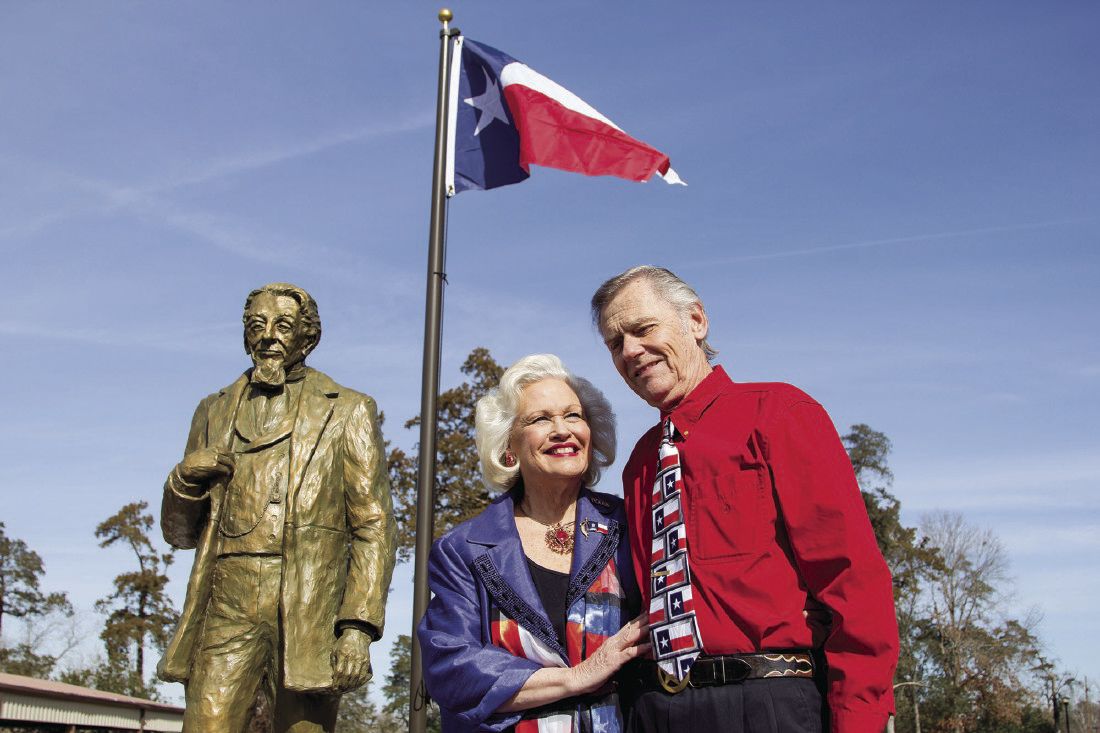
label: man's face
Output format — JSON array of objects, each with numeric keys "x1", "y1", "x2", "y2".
[
  {"x1": 244, "y1": 293, "x2": 306, "y2": 386},
  {"x1": 599, "y1": 279, "x2": 711, "y2": 411}
]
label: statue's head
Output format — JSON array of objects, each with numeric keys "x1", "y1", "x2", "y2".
[{"x1": 242, "y1": 283, "x2": 322, "y2": 388}]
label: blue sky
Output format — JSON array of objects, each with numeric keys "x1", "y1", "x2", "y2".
[{"x1": 1, "y1": 1, "x2": 1097, "y2": 704}]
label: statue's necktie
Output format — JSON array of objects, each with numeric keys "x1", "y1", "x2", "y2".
[{"x1": 648, "y1": 418, "x2": 705, "y2": 681}]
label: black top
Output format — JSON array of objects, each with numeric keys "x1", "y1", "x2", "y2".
[{"x1": 527, "y1": 559, "x2": 570, "y2": 650}]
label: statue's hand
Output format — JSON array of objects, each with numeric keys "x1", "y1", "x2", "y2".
[
  {"x1": 177, "y1": 448, "x2": 235, "y2": 485},
  {"x1": 331, "y1": 628, "x2": 373, "y2": 691}
]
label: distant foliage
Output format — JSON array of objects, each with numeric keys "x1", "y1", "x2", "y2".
[
  {"x1": 387, "y1": 347, "x2": 504, "y2": 563},
  {"x1": 843, "y1": 425, "x2": 1053, "y2": 733},
  {"x1": 0, "y1": 521, "x2": 73, "y2": 679},
  {"x1": 90, "y1": 501, "x2": 178, "y2": 698},
  {"x1": 0, "y1": 521, "x2": 71, "y2": 638},
  {"x1": 0, "y1": 643, "x2": 57, "y2": 678}
]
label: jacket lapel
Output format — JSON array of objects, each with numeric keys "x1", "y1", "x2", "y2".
[
  {"x1": 288, "y1": 369, "x2": 337, "y2": 506},
  {"x1": 206, "y1": 374, "x2": 249, "y2": 451},
  {"x1": 468, "y1": 490, "x2": 564, "y2": 657},
  {"x1": 566, "y1": 490, "x2": 621, "y2": 608}
]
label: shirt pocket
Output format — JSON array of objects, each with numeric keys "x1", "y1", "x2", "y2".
[{"x1": 688, "y1": 464, "x2": 766, "y2": 562}]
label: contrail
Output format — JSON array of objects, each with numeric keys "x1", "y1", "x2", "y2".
[
  {"x1": 139, "y1": 113, "x2": 433, "y2": 194},
  {"x1": 0, "y1": 112, "x2": 433, "y2": 242},
  {"x1": 687, "y1": 217, "x2": 1090, "y2": 266}
]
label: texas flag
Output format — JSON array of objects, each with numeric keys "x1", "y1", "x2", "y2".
[{"x1": 445, "y1": 37, "x2": 684, "y2": 195}]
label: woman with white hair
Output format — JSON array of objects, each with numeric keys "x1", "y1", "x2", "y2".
[{"x1": 418, "y1": 354, "x2": 647, "y2": 732}]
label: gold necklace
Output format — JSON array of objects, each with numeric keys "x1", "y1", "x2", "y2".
[{"x1": 519, "y1": 504, "x2": 575, "y2": 555}]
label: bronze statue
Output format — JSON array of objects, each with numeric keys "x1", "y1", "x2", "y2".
[{"x1": 157, "y1": 283, "x2": 397, "y2": 733}]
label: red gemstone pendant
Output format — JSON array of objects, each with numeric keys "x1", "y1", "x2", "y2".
[{"x1": 544, "y1": 522, "x2": 575, "y2": 555}]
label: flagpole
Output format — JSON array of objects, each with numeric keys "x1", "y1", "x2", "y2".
[{"x1": 409, "y1": 9, "x2": 456, "y2": 733}]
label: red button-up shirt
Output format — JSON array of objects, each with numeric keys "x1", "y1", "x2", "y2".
[{"x1": 622, "y1": 366, "x2": 898, "y2": 732}]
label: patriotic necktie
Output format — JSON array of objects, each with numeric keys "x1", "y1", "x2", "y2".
[{"x1": 647, "y1": 418, "x2": 704, "y2": 682}]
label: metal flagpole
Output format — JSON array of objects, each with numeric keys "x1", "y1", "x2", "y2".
[{"x1": 409, "y1": 9, "x2": 457, "y2": 733}]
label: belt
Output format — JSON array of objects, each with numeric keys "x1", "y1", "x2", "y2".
[{"x1": 629, "y1": 651, "x2": 815, "y2": 693}]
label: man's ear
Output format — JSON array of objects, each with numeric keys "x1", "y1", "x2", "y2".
[{"x1": 688, "y1": 301, "x2": 708, "y2": 343}]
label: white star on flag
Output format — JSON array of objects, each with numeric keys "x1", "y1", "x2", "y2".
[{"x1": 463, "y1": 68, "x2": 509, "y2": 136}]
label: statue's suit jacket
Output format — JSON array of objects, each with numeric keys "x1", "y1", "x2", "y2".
[{"x1": 157, "y1": 367, "x2": 396, "y2": 692}]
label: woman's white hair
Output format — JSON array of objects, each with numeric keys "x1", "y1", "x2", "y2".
[{"x1": 475, "y1": 354, "x2": 616, "y2": 492}]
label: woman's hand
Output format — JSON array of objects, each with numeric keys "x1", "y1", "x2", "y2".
[
  {"x1": 568, "y1": 612, "x2": 650, "y2": 695},
  {"x1": 497, "y1": 612, "x2": 651, "y2": 713}
]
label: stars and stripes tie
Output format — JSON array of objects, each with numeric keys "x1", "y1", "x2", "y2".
[{"x1": 647, "y1": 418, "x2": 704, "y2": 680}]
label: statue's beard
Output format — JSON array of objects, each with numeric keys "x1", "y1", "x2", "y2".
[{"x1": 251, "y1": 355, "x2": 288, "y2": 389}]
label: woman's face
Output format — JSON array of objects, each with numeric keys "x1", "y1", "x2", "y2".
[{"x1": 509, "y1": 378, "x2": 591, "y2": 488}]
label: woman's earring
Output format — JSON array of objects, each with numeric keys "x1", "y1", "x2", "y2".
[{"x1": 503, "y1": 452, "x2": 516, "y2": 467}]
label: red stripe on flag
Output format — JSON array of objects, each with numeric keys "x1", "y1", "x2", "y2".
[
  {"x1": 669, "y1": 632, "x2": 697, "y2": 652},
  {"x1": 649, "y1": 596, "x2": 666, "y2": 624},
  {"x1": 504, "y1": 85, "x2": 671, "y2": 182}
]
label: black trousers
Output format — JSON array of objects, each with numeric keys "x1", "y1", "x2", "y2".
[{"x1": 623, "y1": 678, "x2": 825, "y2": 733}]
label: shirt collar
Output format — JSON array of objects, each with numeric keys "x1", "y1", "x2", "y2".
[{"x1": 664, "y1": 364, "x2": 731, "y2": 432}]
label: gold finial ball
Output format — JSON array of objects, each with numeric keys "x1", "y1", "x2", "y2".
[{"x1": 438, "y1": 8, "x2": 453, "y2": 22}]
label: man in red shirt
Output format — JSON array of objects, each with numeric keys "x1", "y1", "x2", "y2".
[{"x1": 591, "y1": 266, "x2": 898, "y2": 732}]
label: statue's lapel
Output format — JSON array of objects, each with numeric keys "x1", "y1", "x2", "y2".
[
  {"x1": 208, "y1": 374, "x2": 249, "y2": 451},
  {"x1": 288, "y1": 370, "x2": 336, "y2": 504}
]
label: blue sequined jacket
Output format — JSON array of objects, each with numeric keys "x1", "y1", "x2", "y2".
[{"x1": 417, "y1": 487, "x2": 638, "y2": 732}]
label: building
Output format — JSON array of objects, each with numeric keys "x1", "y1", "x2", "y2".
[{"x1": 0, "y1": 673, "x2": 183, "y2": 732}]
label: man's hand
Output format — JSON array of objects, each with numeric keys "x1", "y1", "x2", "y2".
[
  {"x1": 331, "y1": 627, "x2": 373, "y2": 691},
  {"x1": 177, "y1": 448, "x2": 235, "y2": 485}
]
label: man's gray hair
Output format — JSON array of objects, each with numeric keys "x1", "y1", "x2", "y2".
[
  {"x1": 475, "y1": 354, "x2": 616, "y2": 492},
  {"x1": 590, "y1": 265, "x2": 717, "y2": 360},
  {"x1": 242, "y1": 282, "x2": 322, "y2": 357}
]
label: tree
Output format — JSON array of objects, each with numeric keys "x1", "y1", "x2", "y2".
[
  {"x1": 381, "y1": 634, "x2": 440, "y2": 733},
  {"x1": 0, "y1": 644, "x2": 57, "y2": 678},
  {"x1": 92, "y1": 501, "x2": 178, "y2": 697},
  {"x1": 388, "y1": 347, "x2": 504, "y2": 562},
  {"x1": 0, "y1": 521, "x2": 71, "y2": 638},
  {"x1": 841, "y1": 428, "x2": 1053, "y2": 732},
  {"x1": 842, "y1": 425, "x2": 943, "y2": 733},
  {"x1": 916, "y1": 511, "x2": 1047, "y2": 733},
  {"x1": 0, "y1": 522, "x2": 72, "y2": 679},
  {"x1": 842, "y1": 424, "x2": 918, "y2": 568},
  {"x1": 336, "y1": 680, "x2": 394, "y2": 733}
]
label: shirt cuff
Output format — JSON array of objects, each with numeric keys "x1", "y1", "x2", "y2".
[
  {"x1": 166, "y1": 467, "x2": 210, "y2": 501},
  {"x1": 336, "y1": 620, "x2": 381, "y2": 641}
]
